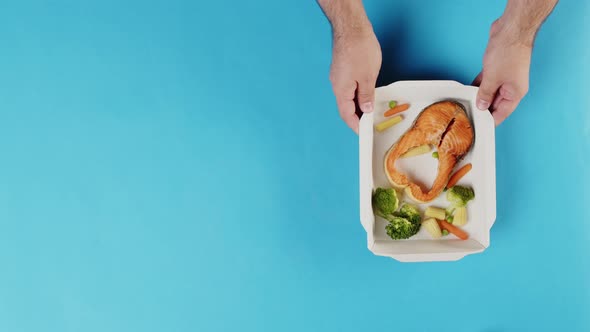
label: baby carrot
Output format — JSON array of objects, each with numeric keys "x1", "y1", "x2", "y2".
[
  {"x1": 446, "y1": 163, "x2": 473, "y2": 189},
  {"x1": 437, "y1": 220, "x2": 469, "y2": 240},
  {"x1": 384, "y1": 103, "x2": 410, "y2": 117}
]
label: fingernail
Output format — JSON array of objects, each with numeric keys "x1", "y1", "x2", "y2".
[
  {"x1": 360, "y1": 102, "x2": 373, "y2": 113},
  {"x1": 476, "y1": 99, "x2": 490, "y2": 110}
]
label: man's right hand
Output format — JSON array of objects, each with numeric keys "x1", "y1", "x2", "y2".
[
  {"x1": 318, "y1": 0, "x2": 381, "y2": 134},
  {"x1": 329, "y1": 26, "x2": 382, "y2": 133}
]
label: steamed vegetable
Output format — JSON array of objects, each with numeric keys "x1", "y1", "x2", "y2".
[
  {"x1": 432, "y1": 151, "x2": 439, "y2": 159},
  {"x1": 375, "y1": 115, "x2": 403, "y2": 132},
  {"x1": 453, "y1": 207, "x2": 467, "y2": 226},
  {"x1": 389, "y1": 203, "x2": 421, "y2": 239},
  {"x1": 384, "y1": 103, "x2": 410, "y2": 117},
  {"x1": 394, "y1": 203, "x2": 422, "y2": 226},
  {"x1": 422, "y1": 218, "x2": 442, "y2": 238},
  {"x1": 442, "y1": 230, "x2": 449, "y2": 236},
  {"x1": 388, "y1": 100, "x2": 397, "y2": 109},
  {"x1": 386, "y1": 217, "x2": 418, "y2": 240},
  {"x1": 446, "y1": 163, "x2": 473, "y2": 189},
  {"x1": 425, "y1": 206, "x2": 446, "y2": 220},
  {"x1": 446, "y1": 207, "x2": 456, "y2": 217},
  {"x1": 401, "y1": 145, "x2": 431, "y2": 158},
  {"x1": 438, "y1": 220, "x2": 469, "y2": 240},
  {"x1": 446, "y1": 185, "x2": 475, "y2": 207},
  {"x1": 372, "y1": 188, "x2": 399, "y2": 220},
  {"x1": 373, "y1": 188, "x2": 421, "y2": 240}
]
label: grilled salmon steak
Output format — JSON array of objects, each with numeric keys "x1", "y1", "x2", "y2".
[{"x1": 384, "y1": 101, "x2": 474, "y2": 203}]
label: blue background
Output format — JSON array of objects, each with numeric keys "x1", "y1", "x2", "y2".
[{"x1": 0, "y1": 0, "x2": 588, "y2": 331}]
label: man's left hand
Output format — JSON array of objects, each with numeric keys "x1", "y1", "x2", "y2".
[{"x1": 473, "y1": 19, "x2": 533, "y2": 126}]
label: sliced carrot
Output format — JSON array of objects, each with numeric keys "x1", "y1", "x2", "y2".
[
  {"x1": 437, "y1": 220, "x2": 469, "y2": 240},
  {"x1": 446, "y1": 163, "x2": 473, "y2": 189},
  {"x1": 384, "y1": 103, "x2": 410, "y2": 117}
]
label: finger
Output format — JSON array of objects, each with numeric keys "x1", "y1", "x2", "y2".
[
  {"x1": 471, "y1": 71, "x2": 483, "y2": 86},
  {"x1": 476, "y1": 74, "x2": 501, "y2": 110},
  {"x1": 491, "y1": 98, "x2": 519, "y2": 126},
  {"x1": 330, "y1": 73, "x2": 356, "y2": 97},
  {"x1": 491, "y1": 95, "x2": 503, "y2": 112},
  {"x1": 337, "y1": 98, "x2": 360, "y2": 134},
  {"x1": 331, "y1": 76, "x2": 359, "y2": 132},
  {"x1": 356, "y1": 77, "x2": 377, "y2": 113},
  {"x1": 498, "y1": 82, "x2": 528, "y2": 102}
]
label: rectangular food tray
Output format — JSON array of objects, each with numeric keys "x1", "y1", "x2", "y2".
[{"x1": 359, "y1": 81, "x2": 496, "y2": 262}]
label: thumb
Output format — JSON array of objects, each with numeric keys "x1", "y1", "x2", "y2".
[
  {"x1": 356, "y1": 78, "x2": 376, "y2": 113},
  {"x1": 476, "y1": 74, "x2": 501, "y2": 110}
]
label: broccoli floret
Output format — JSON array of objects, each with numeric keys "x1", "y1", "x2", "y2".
[
  {"x1": 446, "y1": 185, "x2": 475, "y2": 207},
  {"x1": 372, "y1": 188, "x2": 399, "y2": 219},
  {"x1": 394, "y1": 203, "x2": 422, "y2": 226},
  {"x1": 398, "y1": 203, "x2": 421, "y2": 224},
  {"x1": 373, "y1": 188, "x2": 421, "y2": 240},
  {"x1": 385, "y1": 217, "x2": 417, "y2": 240}
]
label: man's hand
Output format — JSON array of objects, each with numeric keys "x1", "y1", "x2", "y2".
[
  {"x1": 330, "y1": 27, "x2": 381, "y2": 133},
  {"x1": 473, "y1": 0, "x2": 557, "y2": 126},
  {"x1": 473, "y1": 20, "x2": 532, "y2": 126},
  {"x1": 318, "y1": 0, "x2": 381, "y2": 133}
]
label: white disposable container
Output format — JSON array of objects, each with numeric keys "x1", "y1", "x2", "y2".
[{"x1": 359, "y1": 81, "x2": 496, "y2": 262}]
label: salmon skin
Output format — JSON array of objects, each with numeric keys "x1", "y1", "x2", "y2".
[{"x1": 384, "y1": 101, "x2": 474, "y2": 203}]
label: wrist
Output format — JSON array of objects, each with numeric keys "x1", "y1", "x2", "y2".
[
  {"x1": 491, "y1": 16, "x2": 537, "y2": 47},
  {"x1": 319, "y1": 0, "x2": 373, "y2": 38},
  {"x1": 332, "y1": 16, "x2": 373, "y2": 39},
  {"x1": 495, "y1": 0, "x2": 557, "y2": 47}
]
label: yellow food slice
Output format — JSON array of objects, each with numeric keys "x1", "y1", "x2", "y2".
[
  {"x1": 422, "y1": 218, "x2": 442, "y2": 239},
  {"x1": 425, "y1": 206, "x2": 446, "y2": 220},
  {"x1": 375, "y1": 115, "x2": 403, "y2": 132},
  {"x1": 401, "y1": 144, "x2": 431, "y2": 158},
  {"x1": 453, "y1": 207, "x2": 468, "y2": 226}
]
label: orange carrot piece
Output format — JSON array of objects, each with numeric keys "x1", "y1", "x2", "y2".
[
  {"x1": 384, "y1": 103, "x2": 410, "y2": 117},
  {"x1": 437, "y1": 220, "x2": 469, "y2": 240},
  {"x1": 446, "y1": 163, "x2": 473, "y2": 189}
]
